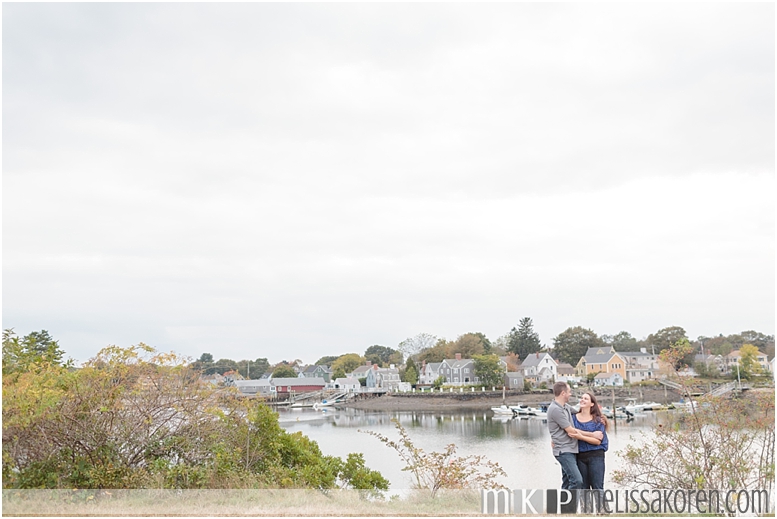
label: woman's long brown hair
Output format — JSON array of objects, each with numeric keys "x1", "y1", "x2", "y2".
[{"x1": 587, "y1": 392, "x2": 609, "y2": 431}]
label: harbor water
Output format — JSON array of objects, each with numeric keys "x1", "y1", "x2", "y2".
[{"x1": 278, "y1": 407, "x2": 668, "y2": 490}]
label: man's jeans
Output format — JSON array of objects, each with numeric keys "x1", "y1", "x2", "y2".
[{"x1": 554, "y1": 452, "x2": 583, "y2": 489}]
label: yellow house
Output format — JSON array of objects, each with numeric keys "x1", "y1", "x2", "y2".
[{"x1": 575, "y1": 346, "x2": 627, "y2": 379}]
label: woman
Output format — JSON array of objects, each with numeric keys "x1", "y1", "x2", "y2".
[{"x1": 573, "y1": 392, "x2": 608, "y2": 490}]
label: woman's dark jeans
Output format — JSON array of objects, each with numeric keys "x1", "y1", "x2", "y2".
[{"x1": 577, "y1": 450, "x2": 606, "y2": 513}]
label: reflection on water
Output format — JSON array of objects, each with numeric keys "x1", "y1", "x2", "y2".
[{"x1": 278, "y1": 407, "x2": 668, "y2": 490}]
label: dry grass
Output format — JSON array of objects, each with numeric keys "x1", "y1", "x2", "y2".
[{"x1": 2, "y1": 489, "x2": 484, "y2": 516}]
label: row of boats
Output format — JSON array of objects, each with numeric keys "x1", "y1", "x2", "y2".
[{"x1": 491, "y1": 398, "x2": 688, "y2": 420}]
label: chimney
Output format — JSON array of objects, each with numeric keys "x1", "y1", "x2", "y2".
[
  {"x1": 640, "y1": 347, "x2": 646, "y2": 354},
  {"x1": 536, "y1": 352, "x2": 539, "y2": 358},
  {"x1": 366, "y1": 361, "x2": 372, "y2": 366},
  {"x1": 455, "y1": 353, "x2": 461, "y2": 361}
]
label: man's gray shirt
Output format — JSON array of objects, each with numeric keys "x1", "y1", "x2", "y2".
[{"x1": 547, "y1": 400, "x2": 578, "y2": 456}]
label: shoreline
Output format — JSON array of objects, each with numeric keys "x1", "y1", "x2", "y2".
[{"x1": 338, "y1": 386, "x2": 681, "y2": 411}]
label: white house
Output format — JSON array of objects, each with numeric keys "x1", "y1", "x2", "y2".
[
  {"x1": 594, "y1": 372, "x2": 623, "y2": 387},
  {"x1": 521, "y1": 352, "x2": 558, "y2": 386},
  {"x1": 365, "y1": 364, "x2": 401, "y2": 390},
  {"x1": 333, "y1": 377, "x2": 361, "y2": 392},
  {"x1": 419, "y1": 361, "x2": 442, "y2": 385},
  {"x1": 620, "y1": 349, "x2": 660, "y2": 383}
]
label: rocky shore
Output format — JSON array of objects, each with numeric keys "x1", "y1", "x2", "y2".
[{"x1": 341, "y1": 386, "x2": 681, "y2": 411}]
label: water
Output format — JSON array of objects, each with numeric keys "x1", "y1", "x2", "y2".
[{"x1": 278, "y1": 407, "x2": 667, "y2": 490}]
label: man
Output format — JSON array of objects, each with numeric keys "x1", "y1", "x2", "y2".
[{"x1": 547, "y1": 381, "x2": 603, "y2": 489}]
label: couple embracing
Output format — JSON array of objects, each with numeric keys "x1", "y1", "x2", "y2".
[{"x1": 547, "y1": 381, "x2": 609, "y2": 490}]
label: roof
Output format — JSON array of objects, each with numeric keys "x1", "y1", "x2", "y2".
[
  {"x1": 557, "y1": 363, "x2": 575, "y2": 374},
  {"x1": 521, "y1": 352, "x2": 555, "y2": 367},
  {"x1": 442, "y1": 358, "x2": 474, "y2": 369},
  {"x1": 582, "y1": 348, "x2": 622, "y2": 364},
  {"x1": 235, "y1": 379, "x2": 270, "y2": 387},
  {"x1": 584, "y1": 346, "x2": 616, "y2": 357},
  {"x1": 335, "y1": 377, "x2": 360, "y2": 385},
  {"x1": 595, "y1": 372, "x2": 621, "y2": 379},
  {"x1": 424, "y1": 362, "x2": 442, "y2": 371},
  {"x1": 271, "y1": 377, "x2": 326, "y2": 386},
  {"x1": 351, "y1": 365, "x2": 372, "y2": 375}
]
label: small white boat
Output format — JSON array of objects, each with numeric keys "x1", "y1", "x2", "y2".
[
  {"x1": 509, "y1": 404, "x2": 531, "y2": 415},
  {"x1": 312, "y1": 400, "x2": 334, "y2": 410},
  {"x1": 491, "y1": 405, "x2": 516, "y2": 416}
]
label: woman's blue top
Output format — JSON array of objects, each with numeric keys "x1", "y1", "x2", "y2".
[{"x1": 573, "y1": 414, "x2": 608, "y2": 452}]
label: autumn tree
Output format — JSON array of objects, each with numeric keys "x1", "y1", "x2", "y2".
[
  {"x1": 551, "y1": 326, "x2": 604, "y2": 366},
  {"x1": 506, "y1": 318, "x2": 542, "y2": 358},
  {"x1": 2, "y1": 343, "x2": 389, "y2": 491},
  {"x1": 737, "y1": 344, "x2": 763, "y2": 380},
  {"x1": 331, "y1": 353, "x2": 366, "y2": 377},
  {"x1": 613, "y1": 339, "x2": 774, "y2": 493}
]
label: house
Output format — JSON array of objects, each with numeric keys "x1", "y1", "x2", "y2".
[
  {"x1": 504, "y1": 372, "x2": 525, "y2": 389},
  {"x1": 222, "y1": 370, "x2": 245, "y2": 385},
  {"x1": 365, "y1": 364, "x2": 401, "y2": 391},
  {"x1": 300, "y1": 364, "x2": 333, "y2": 382},
  {"x1": 349, "y1": 361, "x2": 374, "y2": 380},
  {"x1": 594, "y1": 372, "x2": 623, "y2": 387},
  {"x1": 619, "y1": 349, "x2": 660, "y2": 383},
  {"x1": 723, "y1": 350, "x2": 770, "y2": 374},
  {"x1": 690, "y1": 353, "x2": 724, "y2": 376},
  {"x1": 201, "y1": 373, "x2": 225, "y2": 386},
  {"x1": 333, "y1": 377, "x2": 361, "y2": 392},
  {"x1": 234, "y1": 379, "x2": 271, "y2": 396},
  {"x1": 555, "y1": 363, "x2": 580, "y2": 384},
  {"x1": 438, "y1": 353, "x2": 482, "y2": 386},
  {"x1": 521, "y1": 352, "x2": 558, "y2": 386},
  {"x1": 575, "y1": 347, "x2": 626, "y2": 380},
  {"x1": 270, "y1": 377, "x2": 326, "y2": 396},
  {"x1": 419, "y1": 361, "x2": 442, "y2": 385}
]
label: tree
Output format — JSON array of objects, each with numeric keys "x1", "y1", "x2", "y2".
[
  {"x1": 331, "y1": 353, "x2": 366, "y2": 376},
  {"x1": 506, "y1": 318, "x2": 542, "y2": 359},
  {"x1": 403, "y1": 358, "x2": 419, "y2": 385},
  {"x1": 3, "y1": 329, "x2": 67, "y2": 375},
  {"x1": 416, "y1": 339, "x2": 450, "y2": 364},
  {"x1": 397, "y1": 333, "x2": 437, "y2": 360},
  {"x1": 613, "y1": 340, "x2": 774, "y2": 493},
  {"x1": 738, "y1": 344, "x2": 763, "y2": 380},
  {"x1": 199, "y1": 353, "x2": 214, "y2": 363},
  {"x1": 271, "y1": 364, "x2": 297, "y2": 378},
  {"x1": 315, "y1": 355, "x2": 340, "y2": 366},
  {"x1": 601, "y1": 331, "x2": 639, "y2": 352},
  {"x1": 552, "y1": 326, "x2": 604, "y2": 366},
  {"x1": 451, "y1": 333, "x2": 487, "y2": 358},
  {"x1": 646, "y1": 326, "x2": 688, "y2": 353},
  {"x1": 212, "y1": 358, "x2": 239, "y2": 375},
  {"x1": 364, "y1": 345, "x2": 402, "y2": 367},
  {"x1": 237, "y1": 357, "x2": 269, "y2": 379},
  {"x1": 470, "y1": 332, "x2": 493, "y2": 354},
  {"x1": 363, "y1": 419, "x2": 507, "y2": 498},
  {"x1": 2, "y1": 343, "x2": 389, "y2": 491},
  {"x1": 473, "y1": 354, "x2": 505, "y2": 388}
]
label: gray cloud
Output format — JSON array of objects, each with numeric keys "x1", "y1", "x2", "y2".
[{"x1": 3, "y1": 3, "x2": 773, "y2": 363}]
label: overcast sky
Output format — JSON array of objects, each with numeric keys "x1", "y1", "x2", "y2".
[{"x1": 3, "y1": 3, "x2": 774, "y2": 365}]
